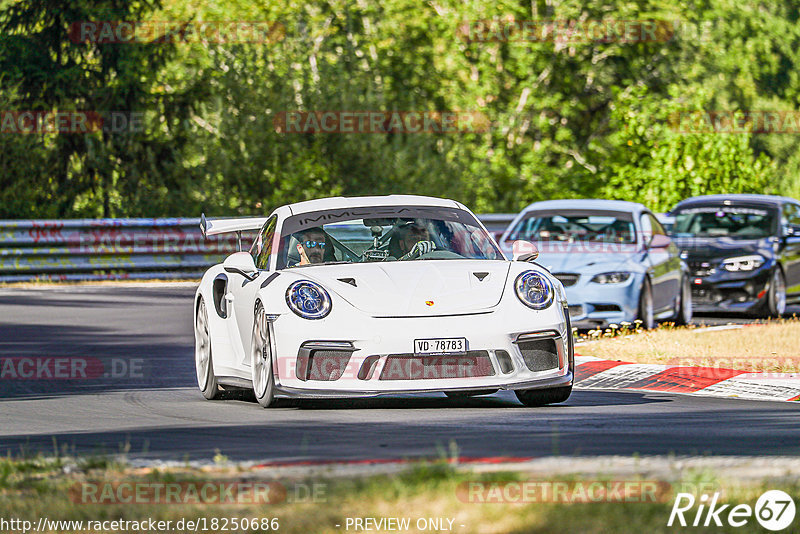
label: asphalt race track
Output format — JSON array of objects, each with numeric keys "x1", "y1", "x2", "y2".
[{"x1": 1, "y1": 285, "x2": 799, "y2": 463}]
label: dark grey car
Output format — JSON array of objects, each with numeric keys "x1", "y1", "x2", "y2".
[{"x1": 668, "y1": 194, "x2": 800, "y2": 316}]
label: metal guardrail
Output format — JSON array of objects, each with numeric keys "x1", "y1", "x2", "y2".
[{"x1": 0, "y1": 214, "x2": 515, "y2": 283}]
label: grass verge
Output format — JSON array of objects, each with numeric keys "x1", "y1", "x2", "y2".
[
  {"x1": 1, "y1": 454, "x2": 799, "y2": 533},
  {"x1": 577, "y1": 318, "x2": 800, "y2": 373}
]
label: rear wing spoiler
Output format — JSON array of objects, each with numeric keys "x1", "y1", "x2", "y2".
[{"x1": 200, "y1": 213, "x2": 268, "y2": 251}]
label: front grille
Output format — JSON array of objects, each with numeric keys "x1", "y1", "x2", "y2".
[
  {"x1": 517, "y1": 338, "x2": 560, "y2": 372},
  {"x1": 296, "y1": 350, "x2": 352, "y2": 381},
  {"x1": 688, "y1": 261, "x2": 716, "y2": 277},
  {"x1": 379, "y1": 351, "x2": 495, "y2": 380},
  {"x1": 553, "y1": 273, "x2": 579, "y2": 287},
  {"x1": 693, "y1": 287, "x2": 751, "y2": 304},
  {"x1": 691, "y1": 288, "x2": 721, "y2": 304},
  {"x1": 591, "y1": 304, "x2": 622, "y2": 312}
]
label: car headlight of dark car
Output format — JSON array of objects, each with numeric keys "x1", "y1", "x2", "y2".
[
  {"x1": 721, "y1": 255, "x2": 765, "y2": 272},
  {"x1": 286, "y1": 280, "x2": 332, "y2": 319},
  {"x1": 515, "y1": 271, "x2": 554, "y2": 309},
  {"x1": 590, "y1": 272, "x2": 632, "y2": 284}
]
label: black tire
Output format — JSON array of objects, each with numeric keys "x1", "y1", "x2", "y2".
[
  {"x1": 444, "y1": 389, "x2": 498, "y2": 398},
  {"x1": 251, "y1": 302, "x2": 276, "y2": 408},
  {"x1": 637, "y1": 277, "x2": 655, "y2": 329},
  {"x1": 672, "y1": 276, "x2": 693, "y2": 326},
  {"x1": 515, "y1": 386, "x2": 572, "y2": 407},
  {"x1": 195, "y1": 297, "x2": 221, "y2": 400},
  {"x1": 763, "y1": 267, "x2": 787, "y2": 318}
]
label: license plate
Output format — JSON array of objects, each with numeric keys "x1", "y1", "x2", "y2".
[{"x1": 414, "y1": 337, "x2": 468, "y2": 355}]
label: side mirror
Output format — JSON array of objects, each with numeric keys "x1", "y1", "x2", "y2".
[
  {"x1": 649, "y1": 233, "x2": 672, "y2": 249},
  {"x1": 512, "y1": 240, "x2": 539, "y2": 262},
  {"x1": 223, "y1": 252, "x2": 259, "y2": 280}
]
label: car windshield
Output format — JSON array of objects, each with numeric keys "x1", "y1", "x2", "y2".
[
  {"x1": 276, "y1": 205, "x2": 502, "y2": 269},
  {"x1": 507, "y1": 210, "x2": 637, "y2": 244},
  {"x1": 672, "y1": 205, "x2": 777, "y2": 239}
]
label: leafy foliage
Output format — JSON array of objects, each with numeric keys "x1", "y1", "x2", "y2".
[
  {"x1": 0, "y1": 0, "x2": 796, "y2": 217},
  {"x1": 601, "y1": 85, "x2": 773, "y2": 211}
]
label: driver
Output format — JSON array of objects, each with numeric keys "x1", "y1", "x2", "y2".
[
  {"x1": 294, "y1": 227, "x2": 328, "y2": 265},
  {"x1": 394, "y1": 220, "x2": 436, "y2": 260}
]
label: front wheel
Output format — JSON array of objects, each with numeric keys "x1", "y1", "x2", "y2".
[
  {"x1": 515, "y1": 386, "x2": 572, "y2": 407},
  {"x1": 195, "y1": 298, "x2": 221, "y2": 400},
  {"x1": 637, "y1": 277, "x2": 655, "y2": 329},
  {"x1": 673, "y1": 276, "x2": 693, "y2": 326},
  {"x1": 764, "y1": 268, "x2": 787, "y2": 318},
  {"x1": 251, "y1": 303, "x2": 276, "y2": 408}
]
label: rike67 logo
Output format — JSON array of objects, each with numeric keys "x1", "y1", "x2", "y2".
[{"x1": 668, "y1": 490, "x2": 796, "y2": 531}]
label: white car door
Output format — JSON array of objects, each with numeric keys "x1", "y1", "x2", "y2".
[{"x1": 229, "y1": 216, "x2": 277, "y2": 367}]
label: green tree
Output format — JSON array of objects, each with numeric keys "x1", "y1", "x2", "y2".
[
  {"x1": 600, "y1": 85, "x2": 773, "y2": 212},
  {"x1": 0, "y1": 0, "x2": 198, "y2": 217}
]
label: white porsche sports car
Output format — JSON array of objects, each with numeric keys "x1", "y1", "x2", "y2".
[{"x1": 194, "y1": 195, "x2": 574, "y2": 407}]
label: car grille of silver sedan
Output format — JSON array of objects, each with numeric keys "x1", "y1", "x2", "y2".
[
  {"x1": 568, "y1": 304, "x2": 584, "y2": 318},
  {"x1": 553, "y1": 272, "x2": 580, "y2": 287}
]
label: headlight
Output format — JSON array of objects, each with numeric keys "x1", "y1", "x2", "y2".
[
  {"x1": 515, "y1": 271, "x2": 554, "y2": 309},
  {"x1": 722, "y1": 255, "x2": 765, "y2": 272},
  {"x1": 590, "y1": 272, "x2": 631, "y2": 284},
  {"x1": 286, "y1": 280, "x2": 332, "y2": 319}
]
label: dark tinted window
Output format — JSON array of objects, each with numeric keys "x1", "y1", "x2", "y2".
[
  {"x1": 672, "y1": 205, "x2": 777, "y2": 239},
  {"x1": 276, "y1": 206, "x2": 501, "y2": 269},
  {"x1": 508, "y1": 210, "x2": 637, "y2": 244}
]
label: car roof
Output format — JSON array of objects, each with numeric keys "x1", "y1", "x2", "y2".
[
  {"x1": 285, "y1": 195, "x2": 461, "y2": 215},
  {"x1": 519, "y1": 198, "x2": 648, "y2": 214},
  {"x1": 672, "y1": 194, "x2": 797, "y2": 210}
]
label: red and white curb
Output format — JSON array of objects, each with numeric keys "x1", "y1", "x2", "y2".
[{"x1": 575, "y1": 356, "x2": 800, "y2": 402}]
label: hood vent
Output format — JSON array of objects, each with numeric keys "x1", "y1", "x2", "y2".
[
  {"x1": 338, "y1": 277, "x2": 357, "y2": 287},
  {"x1": 473, "y1": 272, "x2": 489, "y2": 281}
]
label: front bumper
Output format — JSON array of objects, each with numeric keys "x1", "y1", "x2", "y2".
[
  {"x1": 275, "y1": 372, "x2": 574, "y2": 398},
  {"x1": 689, "y1": 267, "x2": 770, "y2": 312},
  {"x1": 559, "y1": 274, "x2": 641, "y2": 329},
  {"x1": 269, "y1": 304, "x2": 572, "y2": 397}
]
